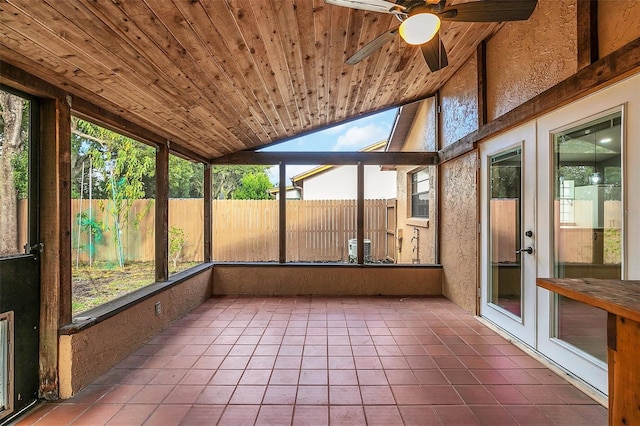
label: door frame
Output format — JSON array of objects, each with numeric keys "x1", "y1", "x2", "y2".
[
  {"x1": 480, "y1": 121, "x2": 537, "y2": 348},
  {"x1": 0, "y1": 86, "x2": 41, "y2": 422}
]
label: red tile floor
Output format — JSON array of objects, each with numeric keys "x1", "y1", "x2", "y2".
[{"x1": 16, "y1": 296, "x2": 607, "y2": 425}]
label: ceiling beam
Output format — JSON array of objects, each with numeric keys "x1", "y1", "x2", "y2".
[{"x1": 210, "y1": 151, "x2": 438, "y2": 166}]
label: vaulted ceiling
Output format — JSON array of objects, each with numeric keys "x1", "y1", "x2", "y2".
[{"x1": 0, "y1": 0, "x2": 501, "y2": 159}]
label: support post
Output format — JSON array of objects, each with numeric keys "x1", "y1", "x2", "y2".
[
  {"x1": 39, "y1": 96, "x2": 71, "y2": 400},
  {"x1": 357, "y1": 162, "x2": 365, "y2": 264},
  {"x1": 279, "y1": 163, "x2": 286, "y2": 263},
  {"x1": 204, "y1": 164, "x2": 212, "y2": 263},
  {"x1": 156, "y1": 142, "x2": 169, "y2": 281}
]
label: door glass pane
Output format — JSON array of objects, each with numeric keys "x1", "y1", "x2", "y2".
[
  {"x1": 553, "y1": 112, "x2": 622, "y2": 363},
  {"x1": 0, "y1": 91, "x2": 30, "y2": 257},
  {"x1": 489, "y1": 148, "x2": 522, "y2": 318}
]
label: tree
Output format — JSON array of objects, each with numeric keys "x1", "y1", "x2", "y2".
[
  {"x1": 71, "y1": 118, "x2": 155, "y2": 266},
  {"x1": 211, "y1": 165, "x2": 270, "y2": 199},
  {"x1": 232, "y1": 172, "x2": 272, "y2": 200},
  {"x1": 0, "y1": 91, "x2": 26, "y2": 255},
  {"x1": 169, "y1": 156, "x2": 204, "y2": 198}
]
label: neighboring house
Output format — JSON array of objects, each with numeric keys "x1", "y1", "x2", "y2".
[
  {"x1": 291, "y1": 140, "x2": 396, "y2": 200},
  {"x1": 267, "y1": 185, "x2": 302, "y2": 200}
]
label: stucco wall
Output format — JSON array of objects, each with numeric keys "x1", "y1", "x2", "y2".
[
  {"x1": 394, "y1": 165, "x2": 437, "y2": 265},
  {"x1": 599, "y1": 0, "x2": 640, "y2": 57},
  {"x1": 392, "y1": 98, "x2": 438, "y2": 264},
  {"x1": 440, "y1": 152, "x2": 478, "y2": 314},
  {"x1": 486, "y1": 0, "x2": 578, "y2": 121},
  {"x1": 302, "y1": 165, "x2": 397, "y2": 200},
  {"x1": 59, "y1": 269, "x2": 212, "y2": 398},
  {"x1": 213, "y1": 265, "x2": 442, "y2": 296},
  {"x1": 441, "y1": 56, "x2": 479, "y2": 148}
]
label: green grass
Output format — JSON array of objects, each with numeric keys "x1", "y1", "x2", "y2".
[{"x1": 72, "y1": 261, "x2": 201, "y2": 315}]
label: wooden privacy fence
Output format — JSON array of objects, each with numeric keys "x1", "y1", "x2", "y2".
[{"x1": 68, "y1": 198, "x2": 388, "y2": 263}]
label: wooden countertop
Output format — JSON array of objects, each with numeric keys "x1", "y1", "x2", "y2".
[{"x1": 536, "y1": 278, "x2": 640, "y2": 323}]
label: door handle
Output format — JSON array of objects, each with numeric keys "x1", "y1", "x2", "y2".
[{"x1": 516, "y1": 246, "x2": 533, "y2": 255}]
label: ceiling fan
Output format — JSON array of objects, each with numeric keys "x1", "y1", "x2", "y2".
[{"x1": 325, "y1": 0, "x2": 538, "y2": 72}]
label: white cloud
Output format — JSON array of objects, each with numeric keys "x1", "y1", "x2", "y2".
[
  {"x1": 324, "y1": 122, "x2": 350, "y2": 135},
  {"x1": 332, "y1": 123, "x2": 390, "y2": 151}
]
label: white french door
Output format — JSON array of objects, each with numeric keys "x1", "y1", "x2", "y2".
[
  {"x1": 480, "y1": 73, "x2": 640, "y2": 397},
  {"x1": 480, "y1": 122, "x2": 537, "y2": 347}
]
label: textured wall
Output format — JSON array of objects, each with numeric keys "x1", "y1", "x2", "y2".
[
  {"x1": 213, "y1": 265, "x2": 442, "y2": 296},
  {"x1": 393, "y1": 98, "x2": 437, "y2": 264},
  {"x1": 599, "y1": 0, "x2": 640, "y2": 57},
  {"x1": 59, "y1": 270, "x2": 213, "y2": 398},
  {"x1": 486, "y1": 0, "x2": 577, "y2": 121},
  {"x1": 394, "y1": 165, "x2": 437, "y2": 264},
  {"x1": 440, "y1": 152, "x2": 478, "y2": 314},
  {"x1": 441, "y1": 56, "x2": 479, "y2": 148}
]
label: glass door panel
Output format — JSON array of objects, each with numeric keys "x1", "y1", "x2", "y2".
[
  {"x1": 552, "y1": 112, "x2": 622, "y2": 363},
  {"x1": 489, "y1": 149, "x2": 523, "y2": 318}
]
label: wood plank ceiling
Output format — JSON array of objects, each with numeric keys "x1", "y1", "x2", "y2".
[{"x1": 0, "y1": 0, "x2": 500, "y2": 160}]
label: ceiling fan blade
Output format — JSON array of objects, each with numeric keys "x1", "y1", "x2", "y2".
[
  {"x1": 325, "y1": 0, "x2": 405, "y2": 14},
  {"x1": 420, "y1": 33, "x2": 448, "y2": 72},
  {"x1": 346, "y1": 28, "x2": 399, "y2": 65},
  {"x1": 440, "y1": 0, "x2": 538, "y2": 22}
]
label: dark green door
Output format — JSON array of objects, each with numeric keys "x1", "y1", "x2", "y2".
[{"x1": 0, "y1": 88, "x2": 40, "y2": 423}]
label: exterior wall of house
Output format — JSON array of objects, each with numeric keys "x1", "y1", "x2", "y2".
[
  {"x1": 301, "y1": 164, "x2": 396, "y2": 200},
  {"x1": 440, "y1": 56, "x2": 479, "y2": 148},
  {"x1": 58, "y1": 269, "x2": 212, "y2": 398},
  {"x1": 436, "y1": 55, "x2": 482, "y2": 313},
  {"x1": 599, "y1": 0, "x2": 640, "y2": 57},
  {"x1": 394, "y1": 98, "x2": 438, "y2": 264},
  {"x1": 440, "y1": 152, "x2": 479, "y2": 314},
  {"x1": 486, "y1": 0, "x2": 578, "y2": 121}
]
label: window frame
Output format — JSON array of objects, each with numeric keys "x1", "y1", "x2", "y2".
[{"x1": 409, "y1": 167, "x2": 430, "y2": 220}]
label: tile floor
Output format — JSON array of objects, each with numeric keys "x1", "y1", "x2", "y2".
[{"x1": 15, "y1": 296, "x2": 607, "y2": 425}]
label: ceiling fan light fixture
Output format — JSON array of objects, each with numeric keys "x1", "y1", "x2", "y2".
[{"x1": 399, "y1": 13, "x2": 441, "y2": 45}]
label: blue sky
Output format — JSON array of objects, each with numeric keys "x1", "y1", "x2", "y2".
[{"x1": 262, "y1": 108, "x2": 398, "y2": 184}]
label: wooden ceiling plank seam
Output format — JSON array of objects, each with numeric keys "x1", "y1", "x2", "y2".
[
  {"x1": 169, "y1": 0, "x2": 285, "y2": 142},
  {"x1": 277, "y1": 0, "x2": 314, "y2": 129},
  {"x1": 247, "y1": 0, "x2": 301, "y2": 134},
  {"x1": 335, "y1": 5, "x2": 362, "y2": 121},
  {"x1": 329, "y1": 4, "x2": 356, "y2": 122},
  {"x1": 311, "y1": 0, "x2": 331, "y2": 124},
  {"x1": 290, "y1": 0, "x2": 321, "y2": 129},
  {"x1": 326, "y1": 3, "x2": 351, "y2": 122},
  {"x1": 40, "y1": 0, "x2": 244, "y2": 155},
  {"x1": 215, "y1": 0, "x2": 294, "y2": 139},
  {"x1": 356, "y1": 15, "x2": 401, "y2": 112},
  {"x1": 0, "y1": 21, "x2": 214, "y2": 155},
  {"x1": 341, "y1": 8, "x2": 368, "y2": 114},
  {"x1": 348, "y1": 11, "x2": 398, "y2": 114},
  {"x1": 108, "y1": 0, "x2": 255, "y2": 152},
  {"x1": 263, "y1": 0, "x2": 306, "y2": 131}
]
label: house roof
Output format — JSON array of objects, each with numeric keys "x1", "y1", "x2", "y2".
[
  {"x1": 291, "y1": 140, "x2": 388, "y2": 183},
  {"x1": 0, "y1": 1, "x2": 503, "y2": 161}
]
